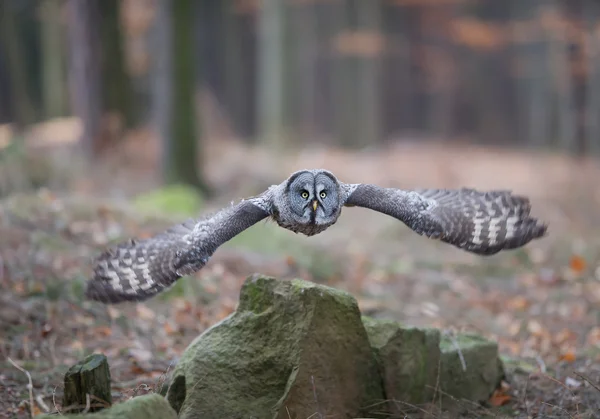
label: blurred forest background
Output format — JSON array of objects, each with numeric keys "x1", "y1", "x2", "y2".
[
  {"x1": 2, "y1": 0, "x2": 600, "y2": 193},
  {"x1": 2, "y1": 0, "x2": 600, "y2": 417}
]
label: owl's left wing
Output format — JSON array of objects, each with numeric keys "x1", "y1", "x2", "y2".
[
  {"x1": 85, "y1": 194, "x2": 272, "y2": 304},
  {"x1": 341, "y1": 183, "x2": 547, "y2": 255}
]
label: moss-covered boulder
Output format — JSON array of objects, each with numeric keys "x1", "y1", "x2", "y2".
[
  {"x1": 363, "y1": 318, "x2": 504, "y2": 412},
  {"x1": 439, "y1": 333, "x2": 505, "y2": 403},
  {"x1": 363, "y1": 316, "x2": 441, "y2": 410},
  {"x1": 38, "y1": 394, "x2": 177, "y2": 419},
  {"x1": 166, "y1": 274, "x2": 384, "y2": 418}
]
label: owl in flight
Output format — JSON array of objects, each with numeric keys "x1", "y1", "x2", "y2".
[{"x1": 86, "y1": 169, "x2": 547, "y2": 303}]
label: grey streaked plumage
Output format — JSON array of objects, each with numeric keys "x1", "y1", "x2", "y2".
[{"x1": 86, "y1": 169, "x2": 547, "y2": 303}]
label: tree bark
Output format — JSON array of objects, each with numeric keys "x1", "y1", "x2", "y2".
[
  {"x1": 257, "y1": 0, "x2": 286, "y2": 146},
  {"x1": 98, "y1": 0, "x2": 135, "y2": 128},
  {"x1": 153, "y1": 0, "x2": 209, "y2": 193},
  {"x1": 66, "y1": 0, "x2": 103, "y2": 159},
  {"x1": 39, "y1": 0, "x2": 67, "y2": 119},
  {"x1": 0, "y1": 1, "x2": 36, "y2": 128}
]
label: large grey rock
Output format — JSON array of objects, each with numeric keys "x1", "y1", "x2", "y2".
[
  {"x1": 363, "y1": 318, "x2": 504, "y2": 412},
  {"x1": 38, "y1": 394, "x2": 177, "y2": 419},
  {"x1": 439, "y1": 333, "x2": 505, "y2": 403},
  {"x1": 167, "y1": 275, "x2": 384, "y2": 419}
]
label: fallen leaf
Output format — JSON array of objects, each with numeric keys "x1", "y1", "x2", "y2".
[
  {"x1": 506, "y1": 296, "x2": 529, "y2": 311},
  {"x1": 570, "y1": 255, "x2": 586, "y2": 274},
  {"x1": 94, "y1": 326, "x2": 112, "y2": 337},
  {"x1": 586, "y1": 327, "x2": 600, "y2": 347},
  {"x1": 527, "y1": 320, "x2": 546, "y2": 337},
  {"x1": 489, "y1": 388, "x2": 511, "y2": 406},
  {"x1": 164, "y1": 322, "x2": 177, "y2": 336},
  {"x1": 136, "y1": 304, "x2": 155, "y2": 321},
  {"x1": 558, "y1": 350, "x2": 576, "y2": 363}
]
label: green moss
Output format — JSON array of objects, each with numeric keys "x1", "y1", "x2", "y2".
[
  {"x1": 237, "y1": 275, "x2": 277, "y2": 313},
  {"x1": 133, "y1": 184, "x2": 204, "y2": 218}
]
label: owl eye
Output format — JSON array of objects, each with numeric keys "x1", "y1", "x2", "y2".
[
  {"x1": 319, "y1": 191, "x2": 327, "y2": 199},
  {"x1": 301, "y1": 190, "x2": 309, "y2": 199}
]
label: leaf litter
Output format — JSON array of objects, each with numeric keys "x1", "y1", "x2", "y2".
[{"x1": 2, "y1": 140, "x2": 600, "y2": 417}]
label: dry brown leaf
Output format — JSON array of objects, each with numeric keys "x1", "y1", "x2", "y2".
[
  {"x1": 569, "y1": 255, "x2": 587, "y2": 274},
  {"x1": 506, "y1": 295, "x2": 529, "y2": 311},
  {"x1": 136, "y1": 304, "x2": 155, "y2": 321},
  {"x1": 586, "y1": 327, "x2": 600, "y2": 347},
  {"x1": 558, "y1": 350, "x2": 577, "y2": 363},
  {"x1": 94, "y1": 326, "x2": 112, "y2": 337},
  {"x1": 489, "y1": 388, "x2": 511, "y2": 406}
]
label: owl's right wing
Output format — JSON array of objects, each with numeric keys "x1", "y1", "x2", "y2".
[
  {"x1": 342, "y1": 183, "x2": 547, "y2": 255},
  {"x1": 85, "y1": 194, "x2": 273, "y2": 304}
]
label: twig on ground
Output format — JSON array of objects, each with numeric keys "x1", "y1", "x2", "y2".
[
  {"x1": 35, "y1": 394, "x2": 50, "y2": 413},
  {"x1": 82, "y1": 393, "x2": 91, "y2": 414},
  {"x1": 574, "y1": 372, "x2": 600, "y2": 393},
  {"x1": 52, "y1": 385, "x2": 63, "y2": 416},
  {"x1": 535, "y1": 355, "x2": 547, "y2": 374},
  {"x1": 8, "y1": 357, "x2": 34, "y2": 418},
  {"x1": 310, "y1": 375, "x2": 322, "y2": 419},
  {"x1": 155, "y1": 360, "x2": 174, "y2": 395}
]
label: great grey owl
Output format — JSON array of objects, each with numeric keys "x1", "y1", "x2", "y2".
[{"x1": 86, "y1": 169, "x2": 547, "y2": 303}]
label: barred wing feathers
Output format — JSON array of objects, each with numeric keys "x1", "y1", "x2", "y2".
[
  {"x1": 344, "y1": 184, "x2": 547, "y2": 255},
  {"x1": 86, "y1": 199, "x2": 270, "y2": 303}
]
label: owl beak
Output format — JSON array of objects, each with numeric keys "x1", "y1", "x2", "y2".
[{"x1": 312, "y1": 200, "x2": 318, "y2": 212}]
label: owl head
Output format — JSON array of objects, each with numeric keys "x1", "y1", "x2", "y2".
[{"x1": 281, "y1": 169, "x2": 342, "y2": 232}]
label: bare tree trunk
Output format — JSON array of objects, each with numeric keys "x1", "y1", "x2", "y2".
[
  {"x1": 66, "y1": 0, "x2": 103, "y2": 159},
  {"x1": 549, "y1": 1, "x2": 577, "y2": 154},
  {"x1": 584, "y1": 0, "x2": 600, "y2": 155},
  {"x1": 257, "y1": 0, "x2": 285, "y2": 146},
  {"x1": 0, "y1": 1, "x2": 36, "y2": 128},
  {"x1": 332, "y1": 0, "x2": 382, "y2": 148},
  {"x1": 152, "y1": 0, "x2": 172, "y2": 179},
  {"x1": 39, "y1": 0, "x2": 67, "y2": 119},
  {"x1": 98, "y1": 0, "x2": 135, "y2": 128},
  {"x1": 153, "y1": 0, "x2": 208, "y2": 192},
  {"x1": 294, "y1": 2, "x2": 317, "y2": 140}
]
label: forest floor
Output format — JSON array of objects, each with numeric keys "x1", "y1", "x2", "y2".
[{"x1": 2, "y1": 125, "x2": 600, "y2": 418}]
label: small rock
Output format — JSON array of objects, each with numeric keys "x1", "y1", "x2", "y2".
[
  {"x1": 362, "y1": 318, "x2": 505, "y2": 411},
  {"x1": 439, "y1": 333, "x2": 505, "y2": 403},
  {"x1": 166, "y1": 275, "x2": 384, "y2": 418},
  {"x1": 362, "y1": 316, "x2": 441, "y2": 412}
]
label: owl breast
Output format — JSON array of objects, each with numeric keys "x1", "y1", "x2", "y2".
[{"x1": 272, "y1": 217, "x2": 336, "y2": 237}]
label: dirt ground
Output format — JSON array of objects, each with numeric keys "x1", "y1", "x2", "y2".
[{"x1": 1, "y1": 127, "x2": 600, "y2": 418}]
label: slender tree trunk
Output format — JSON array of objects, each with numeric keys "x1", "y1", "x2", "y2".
[
  {"x1": 222, "y1": 0, "x2": 244, "y2": 138},
  {"x1": 66, "y1": 0, "x2": 103, "y2": 159},
  {"x1": 153, "y1": 0, "x2": 208, "y2": 192},
  {"x1": 549, "y1": 1, "x2": 577, "y2": 154},
  {"x1": 584, "y1": 0, "x2": 600, "y2": 155},
  {"x1": 152, "y1": 0, "x2": 172, "y2": 179},
  {"x1": 332, "y1": 0, "x2": 382, "y2": 148},
  {"x1": 0, "y1": 1, "x2": 36, "y2": 128},
  {"x1": 98, "y1": 0, "x2": 135, "y2": 128},
  {"x1": 257, "y1": 0, "x2": 285, "y2": 146},
  {"x1": 39, "y1": 0, "x2": 67, "y2": 119}
]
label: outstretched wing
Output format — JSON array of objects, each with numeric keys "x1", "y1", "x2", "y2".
[
  {"x1": 342, "y1": 184, "x2": 547, "y2": 255},
  {"x1": 86, "y1": 197, "x2": 271, "y2": 304}
]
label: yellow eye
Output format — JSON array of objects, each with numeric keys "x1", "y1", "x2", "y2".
[
  {"x1": 319, "y1": 191, "x2": 327, "y2": 199},
  {"x1": 301, "y1": 191, "x2": 309, "y2": 199}
]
